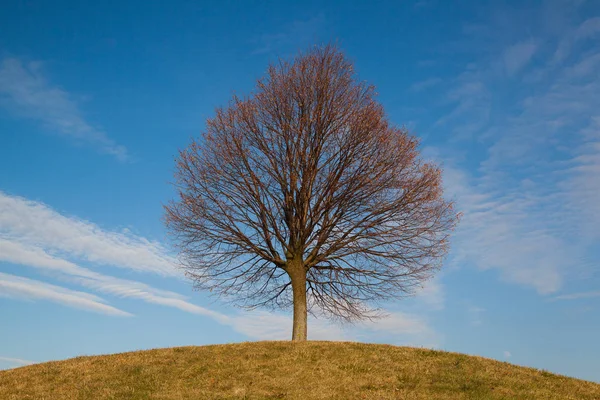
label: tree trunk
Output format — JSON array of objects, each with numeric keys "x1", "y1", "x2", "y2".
[{"x1": 289, "y1": 261, "x2": 307, "y2": 341}]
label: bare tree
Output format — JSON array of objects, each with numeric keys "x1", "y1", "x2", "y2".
[{"x1": 165, "y1": 45, "x2": 459, "y2": 341}]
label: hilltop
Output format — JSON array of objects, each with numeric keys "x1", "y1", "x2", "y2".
[{"x1": 1, "y1": 341, "x2": 598, "y2": 399}]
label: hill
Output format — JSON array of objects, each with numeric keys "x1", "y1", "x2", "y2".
[{"x1": 1, "y1": 341, "x2": 598, "y2": 399}]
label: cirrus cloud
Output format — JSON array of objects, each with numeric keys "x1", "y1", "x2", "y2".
[{"x1": 0, "y1": 57, "x2": 129, "y2": 161}]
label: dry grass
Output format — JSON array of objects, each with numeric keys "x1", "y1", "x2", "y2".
[{"x1": 0, "y1": 341, "x2": 598, "y2": 399}]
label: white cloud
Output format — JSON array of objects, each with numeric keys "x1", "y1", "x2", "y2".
[
  {"x1": 553, "y1": 17, "x2": 600, "y2": 63},
  {"x1": 503, "y1": 39, "x2": 537, "y2": 75},
  {"x1": 442, "y1": 165, "x2": 565, "y2": 294},
  {"x1": 226, "y1": 311, "x2": 347, "y2": 341},
  {"x1": 503, "y1": 350, "x2": 512, "y2": 359},
  {"x1": 0, "y1": 191, "x2": 439, "y2": 344},
  {"x1": 0, "y1": 238, "x2": 90, "y2": 277},
  {"x1": 430, "y1": 13, "x2": 600, "y2": 296},
  {"x1": 410, "y1": 77, "x2": 442, "y2": 92},
  {"x1": 565, "y1": 52, "x2": 600, "y2": 78},
  {"x1": 362, "y1": 311, "x2": 441, "y2": 348},
  {"x1": 0, "y1": 272, "x2": 131, "y2": 317},
  {"x1": 0, "y1": 192, "x2": 237, "y2": 323},
  {"x1": 560, "y1": 117, "x2": 600, "y2": 240},
  {"x1": 0, "y1": 238, "x2": 227, "y2": 322},
  {"x1": 359, "y1": 311, "x2": 430, "y2": 336},
  {"x1": 467, "y1": 306, "x2": 485, "y2": 327},
  {"x1": 575, "y1": 17, "x2": 600, "y2": 38},
  {"x1": 0, "y1": 356, "x2": 34, "y2": 366},
  {"x1": 0, "y1": 58, "x2": 128, "y2": 161},
  {"x1": 0, "y1": 191, "x2": 177, "y2": 276},
  {"x1": 0, "y1": 192, "x2": 233, "y2": 321},
  {"x1": 435, "y1": 69, "x2": 490, "y2": 139},
  {"x1": 228, "y1": 310, "x2": 438, "y2": 346},
  {"x1": 0, "y1": 356, "x2": 35, "y2": 370},
  {"x1": 1, "y1": 232, "x2": 436, "y2": 343},
  {"x1": 414, "y1": 277, "x2": 445, "y2": 310},
  {"x1": 554, "y1": 291, "x2": 600, "y2": 300}
]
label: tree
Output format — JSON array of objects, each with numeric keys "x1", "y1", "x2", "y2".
[{"x1": 165, "y1": 45, "x2": 459, "y2": 341}]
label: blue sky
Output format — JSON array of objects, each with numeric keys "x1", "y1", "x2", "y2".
[{"x1": 1, "y1": 0, "x2": 599, "y2": 383}]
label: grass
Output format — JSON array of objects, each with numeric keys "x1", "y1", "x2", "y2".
[{"x1": 1, "y1": 341, "x2": 598, "y2": 399}]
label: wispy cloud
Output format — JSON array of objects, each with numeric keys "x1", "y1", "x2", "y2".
[
  {"x1": 409, "y1": 77, "x2": 442, "y2": 92},
  {"x1": 0, "y1": 356, "x2": 35, "y2": 370},
  {"x1": 467, "y1": 306, "x2": 485, "y2": 327},
  {"x1": 1, "y1": 235, "x2": 438, "y2": 343},
  {"x1": 0, "y1": 191, "x2": 176, "y2": 276},
  {"x1": 0, "y1": 238, "x2": 227, "y2": 319},
  {"x1": 0, "y1": 191, "x2": 233, "y2": 321},
  {"x1": 0, "y1": 190, "x2": 439, "y2": 343},
  {"x1": 0, "y1": 356, "x2": 34, "y2": 365},
  {"x1": 0, "y1": 58, "x2": 128, "y2": 161},
  {"x1": 503, "y1": 39, "x2": 537, "y2": 75},
  {"x1": 435, "y1": 68, "x2": 490, "y2": 139},
  {"x1": 554, "y1": 291, "x2": 600, "y2": 300},
  {"x1": 359, "y1": 311, "x2": 432, "y2": 336},
  {"x1": 428, "y1": 8, "x2": 600, "y2": 296},
  {"x1": 443, "y1": 165, "x2": 565, "y2": 294},
  {"x1": 503, "y1": 350, "x2": 512, "y2": 359},
  {"x1": 251, "y1": 15, "x2": 325, "y2": 55},
  {"x1": 414, "y1": 277, "x2": 445, "y2": 310},
  {"x1": 226, "y1": 311, "x2": 346, "y2": 341},
  {"x1": 229, "y1": 310, "x2": 439, "y2": 347},
  {"x1": 553, "y1": 17, "x2": 600, "y2": 63},
  {"x1": 0, "y1": 272, "x2": 131, "y2": 317},
  {"x1": 560, "y1": 117, "x2": 600, "y2": 242},
  {"x1": 565, "y1": 51, "x2": 600, "y2": 78}
]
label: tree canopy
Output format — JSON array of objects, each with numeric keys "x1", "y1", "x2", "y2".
[{"x1": 165, "y1": 45, "x2": 459, "y2": 341}]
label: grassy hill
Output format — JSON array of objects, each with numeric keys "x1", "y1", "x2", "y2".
[{"x1": 1, "y1": 341, "x2": 598, "y2": 399}]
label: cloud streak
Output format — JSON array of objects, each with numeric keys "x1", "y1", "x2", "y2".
[
  {"x1": 0, "y1": 356, "x2": 35, "y2": 370},
  {"x1": 0, "y1": 237, "x2": 437, "y2": 343},
  {"x1": 413, "y1": 277, "x2": 445, "y2": 310},
  {"x1": 427, "y1": 10, "x2": 600, "y2": 296},
  {"x1": 442, "y1": 165, "x2": 565, "y2": 294},
  {"x1": 0, "y1": 272, "x2": 131, "y2": 317},
  {"x1": 409, "y1": 77, "x2": 442, "y2": 92},
  {"x1": 503, "y1": 39, "x2": 537, "y2": 75},
  {"x1": 227, "y1": 310, "x2": 438, "y2": 346},
  {"x1": 553, "y1": 17, "x2": 600, "y2": 64},
  {"x1": 0, "y1": 191, "x2": 438, "y2": 344},
  {"x1": 0, "y1": 58, "x2": 128, "y2": 161},
  {"x1": 0, "y1": 191, "x2": 177, "y2": 276},
  {"x1": 0, "y1": 238, "x2": 227, "y2": 322},
  {"x1": 554, "y1": 291, "x2": 600, "y2": 300},
  {"x1": 0, "y1": 356, "x2": 34, "y2": 366}
]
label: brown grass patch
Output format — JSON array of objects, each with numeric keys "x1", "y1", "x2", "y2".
[{"x1": 0, "y1": 341, "x2": 598, "y2": 399}]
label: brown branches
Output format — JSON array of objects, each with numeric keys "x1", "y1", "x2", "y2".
[{"x1": 165, "y1": 44, "x2": 460, "y2": 331}]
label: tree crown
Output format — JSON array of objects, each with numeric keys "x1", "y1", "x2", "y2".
[{"x1": 165, "y1": 45, "x2": 459, "y2": 322}]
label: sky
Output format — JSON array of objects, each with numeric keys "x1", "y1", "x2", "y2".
[{"x1": 0, "y1": 0, "x2": 599, "y2": 384}]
